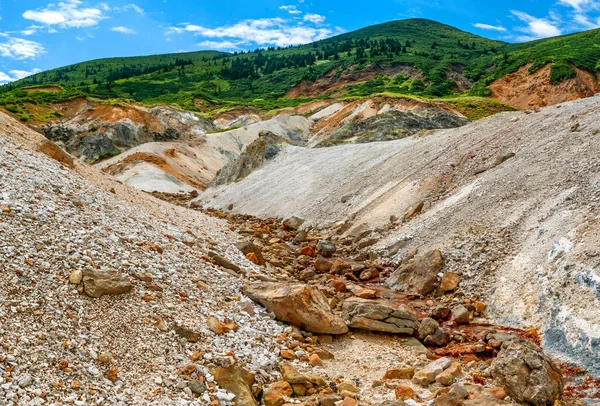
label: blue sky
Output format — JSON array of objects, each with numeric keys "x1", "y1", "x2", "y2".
[{"x1": 0, "y1": 0, "x2": 599, "y2": 84}]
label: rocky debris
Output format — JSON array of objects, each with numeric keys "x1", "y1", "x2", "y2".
[
  {"x1": 395, "y1": 384, "x2": 418, "y2": 401},
  {"x1": 243, "y1": 282, "x2": 349, "y2": 334},
  {"x1": 342, "y1": 298, "x2": 419, "y2": 335},
  {"x1": 413, "y1": 357, "x2": 453, "y2": 385},
  {"x1": 38, "y1": 138, "x2": 75, "y2": 168},
  {"x1": 82, "y1": 269, "x2": 133, "y2": 298},
  {"x1": 388, "y1": 249, "x2": 444, "y2": 295},
  {"x1": 213, "y1": 364, "x2": 259, "y2": 406},
  {"x1": 436, "y1": 362, "x2": 462, "y2": 386},
  {"x1": 424, "y1": 328, "x2": 451, "y2": 347},
  {"x1": 491, "y1": 339, "x2": 563, "y2": 406}
]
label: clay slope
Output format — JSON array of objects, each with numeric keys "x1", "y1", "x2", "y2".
[
  {"x1": 37, "y1": 98, "x2": 217, "y2": 162},
  {"x1": 490, "y1": 63, "x2": 600, "y2": 109},
  {"x1": 200, "y1": 95, "x2": 600, "y2": 375},
  {"x1": 96, "y1": 114, "x2": 312, "y2": 193}
]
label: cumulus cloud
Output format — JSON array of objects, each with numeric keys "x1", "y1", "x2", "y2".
[
  {"x1": 0, "y1": 37, "x2": 45, "y2": 60},
  {"x1": 280, "y1": 5, "x2": 301, "y2": 15},
  {"x1": 0, "y1": 68, "x2": 41, "y2": 84},
  {"x1": 473, "y1": 23, "x2": 507, "y2": 31},
  {"x1": 511, "y1": 10, "x2": 562, "y2": 39},
  {"x1": 303, "y1": 13, "x2": 326, "y2": 24},
  {"x1": 111, "y1": 26, "x2": 136, "y2": 34},
  {"x1": 169, "y1": 18, "x2": 336, "y2": 47},
  {"x1": 23, "y1": 0, "x2": 106, "y2": 29}
]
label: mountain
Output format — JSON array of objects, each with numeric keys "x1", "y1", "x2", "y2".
[{"x1": 1, "y1": 18, "x2": 599, "y2": 119}]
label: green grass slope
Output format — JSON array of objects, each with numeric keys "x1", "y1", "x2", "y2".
[{"x1": 1, "y1": 19, "x2": 599, "y2": 115}]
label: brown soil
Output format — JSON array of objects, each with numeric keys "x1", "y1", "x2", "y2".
[
  {"x1": 286, "y1": 64, "x2": 424, "y2": 98},
  {"x1": 23, "y1": 86, "x2": 62, "y2": 92},
  {"x1": 490, "y1": 63, "x2": 600, "y2": 109}
]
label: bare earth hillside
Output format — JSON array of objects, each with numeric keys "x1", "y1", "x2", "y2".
[{"x1": 201, "y1": 95, "x2": 600, "y2": 376}]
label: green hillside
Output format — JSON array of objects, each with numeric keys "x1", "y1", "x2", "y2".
[{"x1": 1, "y1": 18, "x2": 599, "y2": 117}]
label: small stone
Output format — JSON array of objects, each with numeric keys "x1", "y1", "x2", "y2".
[
  {"x1": 309, "y1": 353, "x2": 323, "y2": 366},
  {"x1": 451, "y1": 305, "x2": 470, "y2": 324},
  {"x1": 281, "y1": 349, "x2": 296, "y2": 360},
  {"x1": 475, "y1": 301, "x2": 486, "y2": 313},
  {"x1": 423, "y1": 328, "x2": 450, "y2": 347},
  {"x1": 413, "y1": 357, "x2": 452, "y2": 385},
  {"x1": 395, "y1": 385, "x2": 417, "y2": 401},
  {"x1": 338, "y1": 381, "x2": 358, "y2": 394},
  {"x1": 207, "y1": 316, "x2": 237, "y2": 335},
  {"x1": 417, "y1": 317, "x2": 439, "y2": 340},
  {"x1": 18, "y1": 375, "x2": 33, "y2": 388},
  {"x1": 450, "y1": 383, "x2": 468, "y2": 399},
  {"x1": 300, "y1": 246, "x2": 316, "y2": 257},
  {"x1": 384, "y1": 367, "x2": 415, "y2": 380},
  {"x1": 189, "y1": 379, "x2": 207, "y2": 395},
  {"x1": 339, "y1": 398, "x2": 358, "y2": 406},
  {"x1": 318, "y1": 393, "x2": 342, "y2": 406},
  {"x1": 264, "y1": 381, "x2": 293, "y2": 406},
  {"x1": 71, "y1": 380, "x2": 81, "y2": 389},
  {"x1": 359, "y1": 268, "x2": 379, "y2": 280},
  {"x1": 436, "y1": 363, "x2": 462, "y2": 386},
  {"x1": 434, "y1": 391, "x2": 463, "y2": 406},
  {"x1": 107, "y1": 367, "x2": 118, "y2": 383},
  {"x1": 315, "y1": 256, "x2": 333, "y2": 272},
  {"x1": 283, "y1": 216, "x2": 304, "y2": 230},
  {"x1": 316, "y1": 240, "x2": 336, "y2": 257},
  {"x1": 298, "y1": 269, "x2": 316, "y2": 281},
  {"x1": 69, "y1": 269, "x2": 83, "y2": 285},
  {"x1": 83, "y1": 269, "x2": 132, "y2": 298},
  {"x1": 440, "y1": 272, "x2": 459, "y2": 292}
]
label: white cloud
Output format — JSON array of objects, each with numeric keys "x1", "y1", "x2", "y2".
[
  {"x1": 303, "y1": 13, "x2": 326, "y2": 24},
  {"x1": 169, "y1": 18, "x2": 336, "y2": 47},
  {"x1": 511, "y1": 10, "x2": 562, "y2": 39},
  {"x1": 198, "y1": 40, "x2": 242, "y2": 50},
  {"x1": 0, "y1": 68, "x2": 41, "y2": 84},
  {"x1": 0, "y1": 37, "x2": 45, "y2": 60},
  {"x1": 280, "y1": 5, "x2": 301, "y2": 15},
  {"x1": 473, "y1": 23, "x2": 507, "y2": 31},
  {"x1": 573, "y1": 13, "x2": 600, "y2": 28},
  {"x1": 558, "y1": 0, "x2": 600, "y2": 12},
  {"x1": 23, "y1": 0, "x2": 106, "y2": 29},
  {"x1": 111, "y1": 26, "x2": 136, "y2": 34}
]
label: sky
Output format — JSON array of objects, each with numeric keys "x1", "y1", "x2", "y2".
[{"x1": 0, "y1": 0, "x2": 599, "y2": 84}]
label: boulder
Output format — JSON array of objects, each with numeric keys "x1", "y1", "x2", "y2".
[
  {"x1": 213, "y1": 364, "x2": 258, "y2": 406},
  {"x1": 82, "y1": 269, "x2": 132, "y2": 298},
  {"x1": 491, "y1": 339, "x2": 563, "y2": 406},
  {"x1": 424, "y1": 328, "x2": 450, "y2": 347},
  {"x1": 387, "y1": 250, "x2": 444, "y2": 295},
  {"x1": 243, "y1": 282, "x2": 348, "y2": 334},
  {"x1": 343, "y1": 298, "x2": 419, "y2": 335}
]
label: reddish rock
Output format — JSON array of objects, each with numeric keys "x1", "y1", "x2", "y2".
[
  {"x1": 300, "y1": 246, "x2": 316, "y2": 257},
  {"x1": 440, "y1": 272, "x2": 459, "y2": 292},
  {"x1": 315, "y1": 256, "x2": 333, "y2": 272}
]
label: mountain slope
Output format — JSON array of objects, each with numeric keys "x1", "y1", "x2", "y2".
[
  {"x1": 1, "y1": 19, "x2": 599, "y2": 116},
  {"x1": 199, "y1": 94, "x2": 600, "y2": 376}
]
